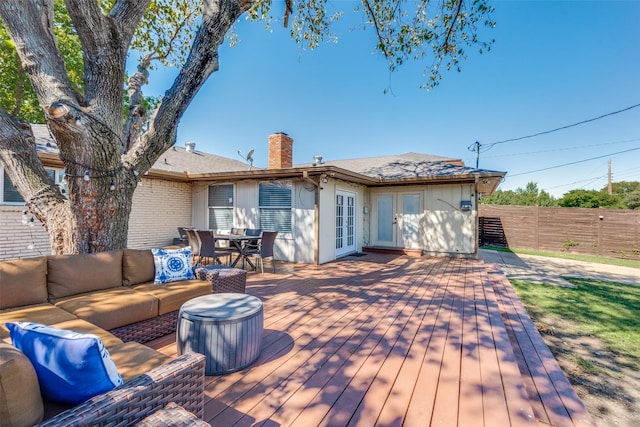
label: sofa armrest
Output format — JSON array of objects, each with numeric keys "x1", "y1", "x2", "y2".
[{"x1": 37, "y1": 352, "x2": 206, "y2": 427}]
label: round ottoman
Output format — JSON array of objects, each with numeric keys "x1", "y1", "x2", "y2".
[{"x1": 177, "y1": 293, "x2": 263, "y2": 375}]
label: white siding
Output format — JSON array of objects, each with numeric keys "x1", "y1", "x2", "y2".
[
  {"x1": 234, "y1": 182, "x2": 260, "y2": 230},
  {"x1": 423, "y1": 184, "x2": 476, "y2": 255}
]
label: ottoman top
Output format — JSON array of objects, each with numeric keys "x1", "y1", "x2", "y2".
[{"x1": 180, "y1": 293, "x2": 262, "y2": 321}]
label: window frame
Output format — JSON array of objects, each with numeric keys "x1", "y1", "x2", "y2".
[
  {"x1": 258, "y1": 180, "x2": 293, "y2": 234},
  {"x1": 207, "y1": 183, "x2": 235, "y2": 232},
  {"x1": 1, "y1": 167, "x2": 66, "y2": 205}
]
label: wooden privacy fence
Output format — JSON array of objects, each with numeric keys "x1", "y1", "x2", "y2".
[{"x1": 478, "y1": 205, "x2": 640, "y2": 259}]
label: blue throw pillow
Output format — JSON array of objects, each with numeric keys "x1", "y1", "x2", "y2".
[
  {"x1": 151, "y1": 246, "x2": 196, "y2": 284},
  {"x1": 6, "y1": 322, "x2": 124, "y2": 404}
]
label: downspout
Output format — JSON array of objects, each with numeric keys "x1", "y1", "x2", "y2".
[{"x1": 303, "y1": 171, "x2": 320, "y2": 265}]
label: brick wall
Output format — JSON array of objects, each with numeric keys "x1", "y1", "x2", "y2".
[
  {"x1": 0, "y1": 205, "x2": 50, "y2": 259},
  {"x1": 268, "y1": 132, "x2": 293, "y2": 169},
  {"x1": 0, "y1": 178, "x2": 193, "y2": 260},
  {"x1": 127, "y1": 178, "x2": 193, "y2": 249}
]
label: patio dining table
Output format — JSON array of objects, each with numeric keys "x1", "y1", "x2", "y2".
[{"x1": 214, "y1": 233, "x2": 261, "y2": 270}]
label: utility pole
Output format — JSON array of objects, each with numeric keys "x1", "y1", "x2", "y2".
[
  {"x1": 468, "y1": 141, "x2": 481, "y2": 168},
  {"x1": 608, "y1": 160, "x2": 613, "y2": 195}
]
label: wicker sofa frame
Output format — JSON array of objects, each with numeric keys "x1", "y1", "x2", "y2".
[
  {"x1": 36, "y1": 352, "x2": 206, "y2": 427},
  {"x1": 108, "y1": 267, "x2": 247, "y2": 344},
  {"x1": 108, "y1": 311, "x2": 180, "y2": 344}
]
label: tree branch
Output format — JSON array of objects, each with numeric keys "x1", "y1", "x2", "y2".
[
  {"x1": 362, "y1": 0, "x2": 390, "y2": 59},
  {"x1": 109, "y1": 0, "x2": 151, "y2": 47},
  {"x1": 126, "y1": 0, "x2": 247, "y2": 167},
  {"x1": 443, "y1": 0, "x2": 464, "y2": 53},
  {"x1": 0, "y1": 110, "x2": 65, "y2": 223},
  {"x1": 0, "y1": 0, "x2": 77, "y2": 109}
]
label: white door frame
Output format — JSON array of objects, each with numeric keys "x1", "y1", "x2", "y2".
[
  {"x1": 372, "y1": 191, "x2": 422, "y2": 249},
  {"x1": 335, "y1": 190, "x2": 357, "y2": 257}
]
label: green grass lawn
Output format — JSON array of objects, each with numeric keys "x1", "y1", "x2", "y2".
[{"x1": 511, "y1": 277, "x2": 640, "y2": 370}]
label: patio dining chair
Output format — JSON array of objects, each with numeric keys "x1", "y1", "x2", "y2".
[
  {"x1": 184, "y1": 229, "x2": 201, "y2": 264},
  {"x1": 242, "y1": 228, "x2": 262, "y2": 251},
  {"x1": 173, "y1": 227, "x2": 189, "y2": 246},
  {"x1": 195, "y1": 230, "x2": 232, "y2": 267},
  {"x1": 245, "y1": 231, "x2": 278, "y2": 274},
  {"x1": 230, "y1": 228, "x2": 246, "y2": 236}
]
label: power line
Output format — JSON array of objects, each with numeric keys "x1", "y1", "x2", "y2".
[
  {"x1": 541, "y1": 165, "x2": 640, "y2": 193},
  {"x1": 482, "y1": 103, "x2": 640, "y2": 151},
  {"x1": 508, "y1": 146, "x2": 640, "y2": 178},
  {"x1": 482, "y1": 137, "x2": 640, "y2": 159}
]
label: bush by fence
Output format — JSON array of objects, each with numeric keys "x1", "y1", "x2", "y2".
[{"x1": 479, "y1": 205, "x2": 640, "y2": 259}]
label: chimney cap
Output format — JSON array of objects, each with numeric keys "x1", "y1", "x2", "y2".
[
  {"x1": 185, "y1": 141, "x2": 196, "y2": 152},
  {"x1": 313, "y1": 155, "x2": 323, "y2": 166}
]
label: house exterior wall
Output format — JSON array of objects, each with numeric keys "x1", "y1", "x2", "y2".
[
  {"x1": 369, "y1": 183, "x2": 477, "y2": 257},
  {"x1": 423, "y1": 183, "x2": 476, "y2": 256},
  {"x1": 0, "y1": 177, "x2": 190, "y2": 260},
  {"x1": 290, "y1": 182, "x2": 316, "y2": 263},
  {"x1": 127, "y1": 178, "x2": 192, "y2": 249},
  {"x1": 195, "y1": 180, "x2": 316, "y2": 264},
  {"x1": 0, "y1": 205, "x2": 50, "y2": 259},
  {"x1": 317, "y1": 179, "x2": 368, "y2": 264},
  {"x1": 2, "y1": 174, "x2": 477, "y2": 262}
]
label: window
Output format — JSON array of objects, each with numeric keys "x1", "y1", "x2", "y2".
[
  {"x1": 2, "y1": 171, "x2": 24, "y2": 203},
  {"x1": 208, "y1": 184, "x2": 234, "y2": 230},
  {"x1": 1, "y1": 168, "x2": 66, "y2": 204},
  {"x1": 259, "y1": 181, "x2": 292, "y2": 233}
]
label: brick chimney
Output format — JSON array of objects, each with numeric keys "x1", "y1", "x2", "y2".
[{"x1": 268, "y1": 132, "x2": 293, "y2": 169}]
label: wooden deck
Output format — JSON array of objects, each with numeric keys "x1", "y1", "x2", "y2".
[{"x1": 148, "y1": 254, "x2": 596, "y2": 427}]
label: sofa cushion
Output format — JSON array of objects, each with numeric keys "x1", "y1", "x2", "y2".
[
  {"x1": 151, "y1": 247, "x2": 195, "y2": 284},
  {"x1": 0, "y1": 256, "x2": 48, "y2": 310},
  {"x1": 122, "y1": 249, "x2": 155, "y2": 286},
  {"x1": 53, "y1": 287, "x2": 159, "y2": 331},
  {"x1": 0, "y1": 304, "x2": 77, "y2": 340},
  {"x1": 51, "y1": 318, "x2": 124, "y2": 350},
  {"x1": 108, "y1": 341, "x2": 172, "y2": 382},
  {"x1": 132, "y1": 279, "x2": 213, "y2": 315},
  {"x1": 6, "y1": 322, "x2": 124, "y2": 405},
  {"x1": 0, "y1": 342, "x2": 44, "y2": 427},
  {"x1": 47, "y1": 250, "x2": 124, "y2": 301}
]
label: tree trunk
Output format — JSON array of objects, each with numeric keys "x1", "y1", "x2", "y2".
[{"x1": 0, "y1": 0, "x2": 248, "y2": 255}]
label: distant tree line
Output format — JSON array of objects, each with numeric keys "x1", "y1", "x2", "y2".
[{"x1": 480, "y1": 181, "x2": 640, "y2": 210}]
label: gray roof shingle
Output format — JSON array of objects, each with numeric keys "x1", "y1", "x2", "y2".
[
  {"x1": 298, "y1": 152, "x2": 501, "y2": 179},
  {"x1": 31, "y1": 124, "x2": 250, "y2": 174}
]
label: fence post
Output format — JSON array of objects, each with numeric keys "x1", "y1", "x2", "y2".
[
  {"x1": 535, "y1": 206, "x2": 540, "y2": 251},
  {"x1": 597, "y1": 208, "x2": 603, "y2": 257}
]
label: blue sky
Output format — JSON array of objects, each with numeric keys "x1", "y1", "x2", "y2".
[{"x1": 142, "y1": 1, "x2": 640, "y2": 197}]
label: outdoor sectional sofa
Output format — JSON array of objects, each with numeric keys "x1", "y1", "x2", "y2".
[{"x1": 0, "y1": 249, "x2": 220, "y2": 426}]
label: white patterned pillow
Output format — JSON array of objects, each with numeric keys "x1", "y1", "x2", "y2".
[{"x1": 151, "y1": 246, "x2": 195, "y2": 284}]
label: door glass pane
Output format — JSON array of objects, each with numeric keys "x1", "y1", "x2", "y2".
[
  {"x1": 403, "y1": 194, "x2": 420, "y2": 214},
  {"x1": 377, "y1": 195, "x2": 393, "y2": 242},
  {"x1": 402, "y1": 194, "x2": 421, "y2": 247},
  {"x1": 336, "y1": 195, "x2": 344, "y2": 249},
  {"x1": 347, "y1": 196, "x2": 354, "y2": 246}
]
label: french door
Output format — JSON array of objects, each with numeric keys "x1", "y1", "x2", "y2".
[
  {"x1": 336, "y1": 190, "x2": 356, "y2": 256},
  {"x1": 374, "y1": 192, "x2": 422, "y2": 249}
]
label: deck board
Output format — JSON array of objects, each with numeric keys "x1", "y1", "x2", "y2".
[
  {"x1": 147, "y1": 254, "x2": 594, "y2": 427},
  {"x1": 488, "y1": 267, "x2": 597, "y2": 427}
]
